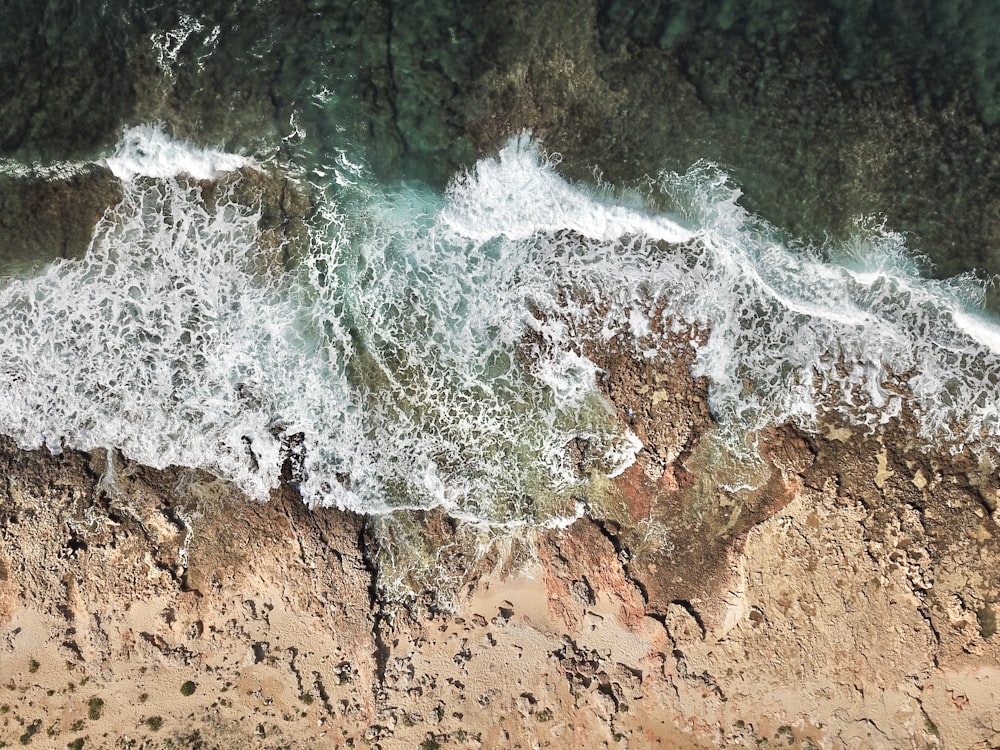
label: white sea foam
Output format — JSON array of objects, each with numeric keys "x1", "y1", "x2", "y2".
[
  {"x1": 953, "y1": 310, "x2": 1000, "y2": 352},
  {"x1": 1, "y1": 131, "x2": 998, "y2": 524},
  {"x1": 0, "y1": 158, "x2": 89, "y2": 180},
  {"x1": 442, "y1": 136, "x2": 692, "y2": 245},
  {"x1": 150, "y1": 14, "x2": 220, "y2": 75},
  {"x1": 443, "y1": 144, "x2": 1000, "y2": 459},
  {"x1": 101, "y1": 125, "x2": 256, "y2": 181},
  {"x1": 0, "y1": 178, "x2": 285, "y2": 498}
]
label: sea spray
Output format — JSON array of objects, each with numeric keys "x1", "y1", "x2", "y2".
[
  {"x1": 1, "y1": 130, "x2": 999, "y2": 527},
  {"x1": 101, "y1": 125, "x2": 257, "y2": 181},
  {"x1": 0, "y1": 130, "x2": 635, "y2": 522}
]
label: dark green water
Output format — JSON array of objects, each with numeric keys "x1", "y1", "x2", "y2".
[{"x1": 4, "y1": 0, "x2": 1000, "y2": 296}]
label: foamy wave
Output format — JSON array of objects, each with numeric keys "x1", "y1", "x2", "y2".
[
  {"x1": 0, "y1": 179, "x2": 285, "y2": 498},
  {"x1": 0, "y1": 158, "x2": 90, "y2": 180},
  {"x1": 442, "y1": 134, "x2": 692, "y2": 245},
  {"x1": 443, "y1": 142, "x2": 1000, "y2": 458},
  {"x1": 1, "y1": 133, "x2": 998, "y2": 524},
  {"x1": 100, "y1": 125, "x2": 256, "y2": 181},
  {"x1": 0, "y1": 135, "x2": 632, "y2": 521}
]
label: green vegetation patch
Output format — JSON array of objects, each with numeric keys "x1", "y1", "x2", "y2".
[
  {"x1": 977, "y1": 604, "x2": 997, "y2": 639},
  {"x1": 18, "y1": 719, "x2": 41, "y2": 745},
  {"x1": 775, "y1": 725, "x2": 795, "y2": 746},
  {"x1": 86, "y1": 697, "x2": 103, "y2": 721}
]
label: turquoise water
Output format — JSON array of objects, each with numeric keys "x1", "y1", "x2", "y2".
[{"x1": 1, "y1": 2, "x2": 1000, "y2": 522}]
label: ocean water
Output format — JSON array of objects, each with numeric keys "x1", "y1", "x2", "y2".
[
  {"x1": 1, "y1": 126, "x2": 999, "y2": 525},
  {"x1": 2, "y1": 2, "x2": 1000, "y2": 526}
]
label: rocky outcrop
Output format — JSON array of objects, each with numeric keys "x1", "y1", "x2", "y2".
[
  {"x1": 0, "y1": 440, "x2": 377, "y2": 748},
  {"x1": 2, "y1": 333, "x2": 999, "y2": 748}
]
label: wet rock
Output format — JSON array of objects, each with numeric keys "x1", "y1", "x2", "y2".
[{"x1": 0, "y1": 165, "x2": 122, "y2": 274}]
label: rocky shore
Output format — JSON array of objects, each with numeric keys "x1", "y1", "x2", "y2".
[
  {"x1": 4, "y1": 3, "x2": 1000, "y2": 748},
  {"x1": 2, "y1": 328, "x2": 999, "y2": 748}
]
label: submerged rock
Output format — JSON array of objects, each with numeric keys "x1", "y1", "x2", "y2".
[
  {"x1": 0, "y1": 165, "x2": 122, "y2": 275},
  {"x1": 0, "y1": 160, "x2": 312, "y2": 281},
  {"x1": 7, "y1": 0, "x2": 1000, "y2": 299},
  {"x1": 456, "y1": 1, "x2": 1000, "y2": 301}
]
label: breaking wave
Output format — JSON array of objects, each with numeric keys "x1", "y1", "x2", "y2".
[{"x1": 0, "y1": 129, "x2": 998, "y2": 523}]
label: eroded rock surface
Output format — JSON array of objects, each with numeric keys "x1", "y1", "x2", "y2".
[
  {"x1": 0, "y1": 441, "x2": 377, "y2": 748},
  {"x1": 2, "y1": 339, "x2": 999, "y2": 749}
]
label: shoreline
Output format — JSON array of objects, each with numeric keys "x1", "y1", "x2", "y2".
[
  {"x1": 5, "y1": 3, "x2": 1000, "y2": 746},
  {"x1": 1, "y1": 354, "x2": 998, "y2": 748}
]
